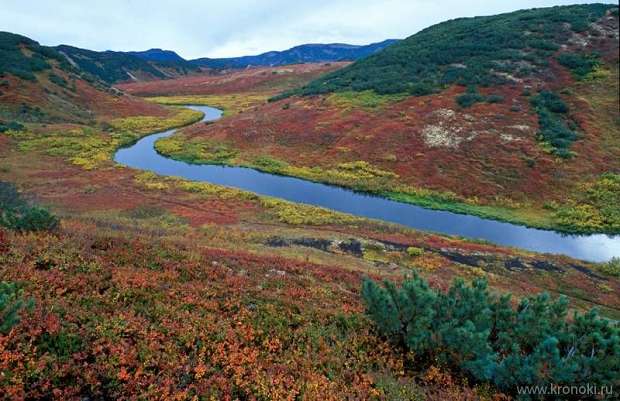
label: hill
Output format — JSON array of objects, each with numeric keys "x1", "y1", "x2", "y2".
[
  {"x1": 0, "y1": 31, "x2": 197, "y2": 128},
  {"x1": 127, "y1": 48, "x2": 186, "y2": 63},
  {"x1": 190, "y1": 39, "x2": 399, "y2": 69},
  {"x1": 56, "y1": 45, "x2": 199, "y2": 84},
  {"x1": 154, "y1": 4, "x2": 619, "y2": 234},
  {"x1": 299, "y1": 3, "x2": 617, "y2": 96},
  {"x1": 0, "y1": 32, "x2": 159, "y2": 124}
]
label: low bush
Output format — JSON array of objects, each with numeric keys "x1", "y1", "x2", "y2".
[
  {"x1": 0, "y1": 121, "x2": 24, "y2": 133},
  {"x1": 48, "y1": 72, "x2": 68, "y2": 87},
  {"x1": 557, "y1": 52, "x2": 599, "y2": 79},
  {"x1": 362, "y1": 275, "x2": 619, "y2": 397},
  {"x1": 456, "y1": 87, "x2": 504, "y2": 108},
  {"x1": 553, "y1": 173, "x2": 620, "y2": 233},
  {"x1": 0, "y1": 181, "x2": 59, "y2": 232},
  {"x1": 530, "y1": 91, "x2": 579, "y2": 157},
  {"x1": 597, "y1": 257, "x2": 620, "y2": 277},
  {"x1": 456, "y1": 88, "x2": 485, "y2": 108},
  {"x1": 0, "y1": 281, "x2": 34, "y2": 334}
]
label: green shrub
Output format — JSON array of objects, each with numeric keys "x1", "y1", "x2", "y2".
[
  {"x1": 456, "y1": 87, "x2": 505, "y2": 108},
  {"x1": 0, "y1": 281, "x2": 34, "y2": 334},
  {"x1": 598, "y1": 257, "x2": 620, "y2": 277},
  {"x1": 36, "y1": 330, "x2": 83, "y2": 359},
  {"x1": 1, "y1": 205, "x2": 59, "y2": 232},
  {"x1": 0, "y1": 181, "x2": 59, "y2": 232},
  {"x1": 409, "y1": 83, "x2": 435, "y2": 96},
  {"x1": 406, "y1": 246, "x2": 424, "y2": 257},
  {"x1": 362, "y1": 275, "x2": 619, "y2": 396},
  {"x1": 531, "y1": 90, "x2": 568, "y2": 113},
  {"x1": 530, "y1": 91, "x2": 579, "y2": 157},
  {"x1": 0, "y1": 121, "x2": 24, "y2": 133},
  {"x1": 557, "y1": 53, "x2": 599, "y2": 78},
  {"x1": 456, "y1": 89, "x2": 485, "y2": 108},
  {"x1": 485, "y1": 94, "x2": 504, "y2": 104},
  {"x1": 48, "y1": 72, "x2": 68, "y2": 87}
]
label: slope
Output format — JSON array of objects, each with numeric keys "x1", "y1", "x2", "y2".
[{"x1": 298, "y1": 3, "x2": 617, "y2": 95}]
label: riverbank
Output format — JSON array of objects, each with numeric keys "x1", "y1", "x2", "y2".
[{"x1": 113, "y1": 105, "x2": 619, "y2": 262}]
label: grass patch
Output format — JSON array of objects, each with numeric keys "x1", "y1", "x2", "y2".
[
  {"x1": 259, "y1": 197, "x2": 361, "y2": 226},
  {"x1": 155, "y1": 137, "x2": 237, "y2": 164},
  {"x1": 326, "y1": 90, "x2": 406, "y2": 110},
  {"x1": 551, "y1": 173, "x2": 620, "y2": 234},
  {"x1": 145, "y1": 93, "x2": 268, "y2": 116},
  {"x1": 109, "y1": 107, "x2": 203, "y2": 134},
  {"x1": 8, "y1": 107, "x2": 202, "y2": 170}
]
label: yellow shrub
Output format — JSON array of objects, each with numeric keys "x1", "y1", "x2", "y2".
[
  {"x1": 146, "y1": 93, "x2": 269, "y2": 116},
  {"x1": 259, "y1": 197, "x2": 360, "y2": 225},
  {"x1": 134, "y1": 171, "x2": 169, "y2": 190},
  {"x1": 109, "y1": 108, "x2": 203, "y2": 134}
]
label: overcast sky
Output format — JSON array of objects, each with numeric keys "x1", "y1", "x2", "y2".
[{"x1": 1, "y1": 0, "x2": 617, "y2": 59}]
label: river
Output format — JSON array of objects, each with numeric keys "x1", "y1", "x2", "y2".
[{"x1": 114, "y1": 105, "x2": 620, "y2": 262}]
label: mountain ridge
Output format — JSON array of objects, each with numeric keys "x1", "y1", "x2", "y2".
[{"x1": 190, "y1": 39, "x2": 399, "y2": 69}]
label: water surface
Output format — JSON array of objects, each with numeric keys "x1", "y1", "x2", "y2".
[{"x1": 114, "y1": 105, "x2": 620, "y2": 262}]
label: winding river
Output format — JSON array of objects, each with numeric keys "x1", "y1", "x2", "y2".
[{"x1": 114, "y1": 105, "x2": 620, "y2": 262}]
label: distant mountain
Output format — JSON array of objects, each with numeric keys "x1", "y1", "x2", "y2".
[
  {"x1": 190, "y1": 39, "x2": 400, "y2": 69},
  {"x1": 49, "y1": 40, "x2": 397, "y2": 83},
  {"x1": 56, "y1": 45, "x2": 199, "y2": 84},
  {"x1": 127, "y1": 48, "x2": 186, "y2": 63}
]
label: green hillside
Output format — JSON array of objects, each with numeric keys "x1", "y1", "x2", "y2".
[
  {"x1": 56, "y1": 45, "x2": 199, "y2": 84},
  {"x1": 0, "y1": 32, "x2": 73, "y2": 81},
  {"x1": 298, "y1": 3, "x2": 617, "y2": 96}
]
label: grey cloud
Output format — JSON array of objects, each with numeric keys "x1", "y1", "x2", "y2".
[{"x1": 1, "y1": 0, "x2": 616, "y2": 59}]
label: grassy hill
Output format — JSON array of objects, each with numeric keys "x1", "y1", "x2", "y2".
[
  {"x1": 298, "y1": 4, "x2": 617, "y2": 96},
  {"x1": 0, "y1": 32, "x2": 73, "y2": 81}
]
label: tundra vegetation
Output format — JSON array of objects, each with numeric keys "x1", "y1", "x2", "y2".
[{"x1": 0, "y1": 4, "x2": 618, "y2": 400}]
